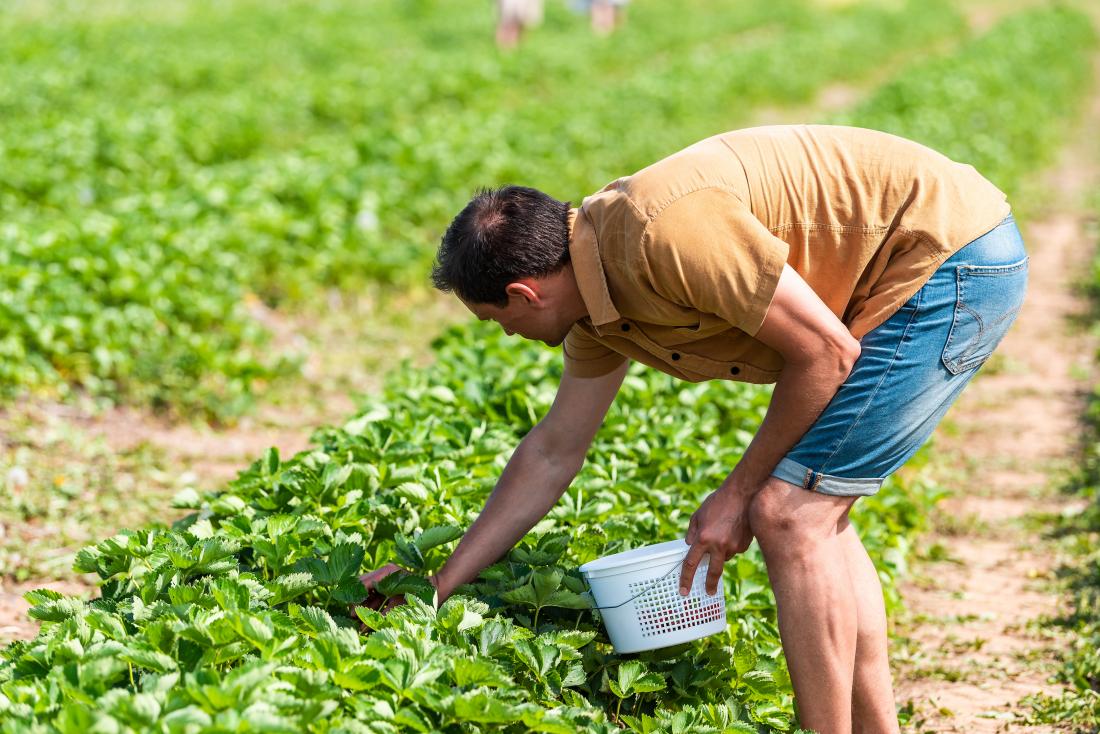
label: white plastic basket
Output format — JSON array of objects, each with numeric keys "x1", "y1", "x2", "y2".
[{"x1": 579, "y1": 539, "x2": 726, "y2": 653}]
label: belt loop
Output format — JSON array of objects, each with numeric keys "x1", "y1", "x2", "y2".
[{"x1": 802, "y1": 468, "x2": 814, "y2": 490}]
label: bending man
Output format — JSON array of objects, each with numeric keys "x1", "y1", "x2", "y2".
[{"x1": 393, "y1": 125, "x2": 1029, "y2": 733}]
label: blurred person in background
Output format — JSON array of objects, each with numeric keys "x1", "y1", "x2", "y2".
[
  {"x1": 590, "y1": 0, "x2": 628, "y2": 34},
  {"x1": 573, "y1": 0, "x2": 628, "y2": 34},
  {"x1": 495, "y1": 0, "x2": 543, "y2": 48}
]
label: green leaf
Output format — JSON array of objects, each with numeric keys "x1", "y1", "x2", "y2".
[
  {"x1": 374, "y1": 573, "x2": 435, "y2": 606},
  {"x1": 295, "y1": 606, "x2": 337, "y2": 635},
  {"x1": 326, "y1": 543, "x2": 366, "y2": 580},
  {"x1": 266, "y1": 572, "x2": 315, "y2": 605},
  {"x1": 263, "y1": 447, "x2": 280, "y2": 476},
  {"x1": 733, "y1": 638, "x2": 757, "y2": 677},
  {"x1": 354, "y1": 605, "x2": 386, "y2": 631},
  {"x1": 171, "y1": 487, "x2": 203, "y2": 509},
  {"x1": 540, "y1": 590, "x2": 591, "y2": 610},
  {"x1": 452, "y1": 690, "x2": 527, "y2": 723},
  {"x1": 451, "y1": 657, "x2": 511, "y2": 688},
  {"x1": 394, "y1": 482, "x2": 430, "y2": 502},
  {"x1": 414, "y1": 525, "x2": 463, "y2": 552},
  {"x1": 742, "y1": 669, "x2": 778, "y2": 699},
  {"x1": 120, "y1": 645, "x2": 178, "y2": 674},
  {"x1": 394, "y1": 534, "x2": 426, "y2": 571},
  {"x1": 632, "y1": 672, "x2": 666, "y2": 694},
  {"x1": 436, "y1": 598, "x2": 484, "y2": 634},
  {"x1": 531, "y1": 567, "x2": 564, "y2": 604},
  {"x1": 615, "y1": 661, "x2": 646, "y2": 697}
]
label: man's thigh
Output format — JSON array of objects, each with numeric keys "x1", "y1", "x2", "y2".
[{"x1": 771, "y1": 216, "x2": 1028, "y2": 499}]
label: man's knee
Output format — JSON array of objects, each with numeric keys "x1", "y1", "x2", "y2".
[
  {"x1": 748, "y1": 482, "x2": 796, "y2": 541},
  {"x1": 748, "y1": 476, "x2": 854, "y2": 553}
]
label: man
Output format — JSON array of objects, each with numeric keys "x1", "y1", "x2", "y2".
[{"x1": 364, "y1": 125, "x2": 1029, "y2": 732}]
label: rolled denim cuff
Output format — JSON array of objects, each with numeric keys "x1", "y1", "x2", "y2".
[{"x1": 770, "y1": 457, "x2": 885, "y2": 498}]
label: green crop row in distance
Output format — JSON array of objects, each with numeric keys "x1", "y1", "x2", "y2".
[
  {"x1": 0, "y1": 0, "x2": 964, "y2": 418},
  {"x1": 832, "y1": 5, "x2": 1096, "y2": 201}
]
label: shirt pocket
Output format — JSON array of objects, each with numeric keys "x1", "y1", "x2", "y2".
[{"x1": 941, "y1": 257, "x2": 1029, "y2": 375}]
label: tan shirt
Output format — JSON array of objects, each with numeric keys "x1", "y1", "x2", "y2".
[{"x1": 563, "y1": 124, "x2": 1010, "y2": 383}]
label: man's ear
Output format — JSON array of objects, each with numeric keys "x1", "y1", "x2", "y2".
[{"x1": 504, "y1": 280, "x2": 540, "y2": 306}]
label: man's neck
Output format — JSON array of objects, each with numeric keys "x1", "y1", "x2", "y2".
[{"x1": 558, "y1": 261, "x2": 591, "y2": 324}]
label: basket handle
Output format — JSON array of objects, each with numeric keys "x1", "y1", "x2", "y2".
[{"x1": 582, "y1": 550, "x2": 700, "y2": 610}]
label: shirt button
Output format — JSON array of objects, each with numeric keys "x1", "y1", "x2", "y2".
[
  {"x1": 620, "y1": 323, "x2": 630, "y2": 332},
  {"x1": 730, "y1": 366, "x2": 740, "y2": 375},
  {"x1": 671, "y1": 353, "x2": 681, "y2": 361}
]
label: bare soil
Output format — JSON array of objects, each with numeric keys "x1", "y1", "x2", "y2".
[{"x1": 892, "y1": 61, "x2": 1100, "y2": 733}]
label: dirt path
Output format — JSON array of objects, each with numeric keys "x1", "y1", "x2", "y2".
[{"x1": 892, "y1": 61, "x2": 1100, "y2": 733}]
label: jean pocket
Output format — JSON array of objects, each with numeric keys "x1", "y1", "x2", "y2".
[{"x1": 941, "y1": 256, "x2": 1029, "y2": 375}]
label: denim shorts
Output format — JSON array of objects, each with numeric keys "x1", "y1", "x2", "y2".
[{"x1": 771, "y1": 214, "x2": 1029, "y2": 497}]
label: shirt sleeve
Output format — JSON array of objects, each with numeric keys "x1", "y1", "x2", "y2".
[
  {"x1": 562, "y1": 323, "x2": 628, "y2": 378},
  {"x1": 641, "y1": 188, "x2": 789, "y2": 336}
]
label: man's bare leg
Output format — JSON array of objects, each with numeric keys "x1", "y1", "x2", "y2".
[
  {"x1": 837, "y1": 518, "x2": 900, "y2": 734},
  {"x1": 749, "y1": 477, "x2": 859, "y2": 733}
]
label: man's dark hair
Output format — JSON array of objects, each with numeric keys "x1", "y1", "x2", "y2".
[{"x1": 431, "y1": 185, "x2": 571, "y2": 306}]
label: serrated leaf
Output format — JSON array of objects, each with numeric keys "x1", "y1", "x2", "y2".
[
  {"x1": 120, "y1": 645, "x2": 178, "y2": 674},
  {"x1": 374, "y1": 573, "x2": 435, "y2": 605},
  {"x1": 632, "y1": 672, "x2": 665, "y2": 694},
  {"x1": 437, "y1": 598, "x2": 484, "y2": 634},
  {"x1": 733, "y1": 639, "x2": 757, "y2": 677},
  {"x1": 296, "y1": 606, "x2": 337, "y2": 634},
  {"x1": 267, "y1": 572, "x2": 315, "y2": 605},
  {"x1": 394, "y1": 482, "x2": 430, "y2": 502},
  {"x1": 452, "y1": 690, "x2": 526, "y2": 723},
  {"x1": 394, "y1": 534, "x2": 425, "y2": 571},
  {"x1": 326, "y1": 543, "x2": 366, "y2": 581},
  {"x1": 742, "y1": 669, "x2": 778, "y2": 698},
  {"x1": 414, "y1": 525, "x2": 463, "y2": 552},
  {"x1": 451, "y1": 657, "x2": 511, "y2": 688}
]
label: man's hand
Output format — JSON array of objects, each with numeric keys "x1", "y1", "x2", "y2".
[
  {"x1": 356, "y1": 563, "x2": 404, "y2": 614},
  {"x1": 680, "y1": 485, "x2": 754, "y2": 596}
]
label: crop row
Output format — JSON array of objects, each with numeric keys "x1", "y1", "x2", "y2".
[
  {"x1": 0, "y1": 5, "x2": 1096, "y2": 734},
  {"x1": 832, "y1": 5, "x2": 1096, "y2": 200},
  {"x1": 0, "y1": 323, "x2": 928, "y2": 732},
  {"x1": 0, "y1": 0, "x2": 965, "y2": 417}
]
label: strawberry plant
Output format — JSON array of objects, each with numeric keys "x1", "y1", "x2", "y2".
[
  {"x1": 0, "y1": 0, "x2": 964, "y2": 416},
  {"x1": 0, "y1": 324, "x2": 935, "y2": 731}
]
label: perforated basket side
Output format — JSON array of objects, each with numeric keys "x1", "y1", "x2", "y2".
[{"x1": 628, "y1": 559, "x2": 725, "y2": 639}]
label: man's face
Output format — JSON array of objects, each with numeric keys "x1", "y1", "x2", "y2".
[{"x1": 462, "y1": 286, "x2": 574, "y2": 347}]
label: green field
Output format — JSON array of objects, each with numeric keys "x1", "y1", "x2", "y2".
[{"x1": 0, "y1": 0, "x2": 1097, "y2": 731}]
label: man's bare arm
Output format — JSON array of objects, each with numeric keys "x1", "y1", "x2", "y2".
[
  {"x1": 726, "y1": 263, "x2": 861, "y2": 493},
  {"x1": 431, "y1": 360, "x2": 629, "y2": 601},
  {"x1": 681, "y1": 264, "x2": 861, "y2": 593}
]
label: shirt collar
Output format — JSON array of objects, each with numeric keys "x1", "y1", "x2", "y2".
[{"x1": 568, "y1": 206, "x2": 620, "y2": 326}]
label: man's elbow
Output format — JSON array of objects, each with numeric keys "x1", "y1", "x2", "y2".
[
  {"x1": 835, "y1": 333, "x2": 861, "y2": 379},
  {"x1": 803, "y1": 332, "x2": 860, "y2": 383}
]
